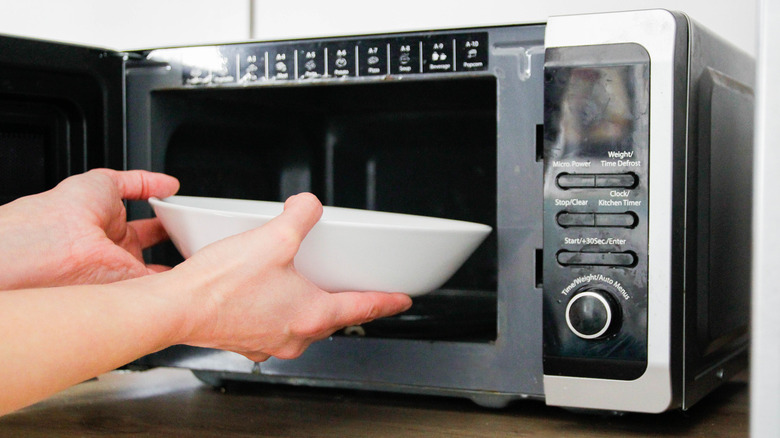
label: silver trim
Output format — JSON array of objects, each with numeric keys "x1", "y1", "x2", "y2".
[
  {"x1": 294, "y1": 49, "x2": 298, "y2": 79},
  {"x1": 419, "y1": 41, "x2": 424, "y2": 72},
  {"x1": 543, "y1": 9, "x2": 679, "y2": 413},
  {"x1": 355, "y1": 45, "x2": 359, "y2": 77}
]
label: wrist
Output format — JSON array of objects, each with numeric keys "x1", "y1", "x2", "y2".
[
  {"x1": 106, "y1": 271, "x2": 194, "y2": 353},
  {"x1": 0, "y1": 200, "x2": 58, "y2": 290},
  {"x1": 136, "y1": 267, "x2": 212, "y2": 349}
]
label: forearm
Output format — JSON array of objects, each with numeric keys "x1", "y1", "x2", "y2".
[
  {"x1": 0, "y1": 191, "x2": 413, "y2": 416},
  {"x1": 0, "y1": 273, "x2": 186, "y2": 415}
]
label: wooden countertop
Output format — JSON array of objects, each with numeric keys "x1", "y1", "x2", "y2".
[{"x1": 0, "y1": 367, "x2": 748, "y2": 437}]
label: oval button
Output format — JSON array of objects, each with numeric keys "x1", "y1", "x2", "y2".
[
  {"x1": 594, "y1": 212, "x2": 638, "y2": 228},
  {"x1": 556, "y1": 251, "x2": 637, "y2": 267}
]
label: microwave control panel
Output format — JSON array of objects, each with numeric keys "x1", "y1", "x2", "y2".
[
  {"x1": 542, "y1": 43, "x2": 650, "y2": 380},
  {"x1": 148, "y1": 32, "x2": 489, "y2": 86}
]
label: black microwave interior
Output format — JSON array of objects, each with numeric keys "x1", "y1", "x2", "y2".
[
  {"x1": 1, "y1": 36, "x2": 125, "y2": 206},
  {"x1": 149, "y1": 76, "x2": 499, "y2": 342},
  {"x1": 0, "y1": 100, "x2": 67, "y2": 205}
]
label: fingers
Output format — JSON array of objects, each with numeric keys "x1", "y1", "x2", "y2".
[
  {"x1": 280, "y1": 193, "x2": 324, "y2": 241},
  {"x1": 258, "y1": 193, "x2": 323, "y2": 260},
  {"x1": 146, "y1": 264, "x2": 173, "y2": 274},
  {"x1": 242, "y1": 352, "x2": 271, "y2": 363},
  {"x1": 91, "y1": 168, "x2": 180, "y2": 201},
  {"x1": 128, "y1": 218, "x2": 170, "y2": 249},
  {"x1": 326, "y1": 291, "x2": 413, "y2": 329}
]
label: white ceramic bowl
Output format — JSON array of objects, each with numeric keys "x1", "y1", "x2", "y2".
[{"x1": 149, "y1": 195, "x2": 492, "y2": 296}]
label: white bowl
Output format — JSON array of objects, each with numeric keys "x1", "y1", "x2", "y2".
[{"x1": 149, "y1": 195, "x2": 492, "y2": 296}]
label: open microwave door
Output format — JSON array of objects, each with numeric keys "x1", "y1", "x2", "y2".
[{"x1": 0, "y1": 34, "x2": 125, "y2": 204}]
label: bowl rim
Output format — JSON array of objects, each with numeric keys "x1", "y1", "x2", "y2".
[{"x1": 149, "y1": 195, "x2": 493, "y2": 234}]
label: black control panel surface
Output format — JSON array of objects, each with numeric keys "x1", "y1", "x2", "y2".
[
  {"x1": 543, "y1": 43, "x2": 650, "y2": 380},
  {"x1": 172, "y1": 32, "x2": 488, "y2": 86}
]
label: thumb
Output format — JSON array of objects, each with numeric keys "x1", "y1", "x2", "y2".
[
  {"x1": 255, "y1": 193, "x2": 324, "y2": 261},
  {"x1": 326, "y1": 291, "x2": 413, "y2": 328}
]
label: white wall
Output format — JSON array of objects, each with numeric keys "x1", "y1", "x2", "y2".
[
  {"x1": 0, "y1": 0, "x2": 251, "y2": 50},
  {"x1": 0, "y1": 0, "x2": 757, "y2": 55},
  {"x1": 252, "y1": 0, "x2": 757, "y2": 56}
]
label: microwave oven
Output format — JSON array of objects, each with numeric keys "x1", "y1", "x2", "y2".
[{"x1": 0, "y1": 9, "x2": 754, "y2": 413}]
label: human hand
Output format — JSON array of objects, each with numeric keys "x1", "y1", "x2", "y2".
[
  {"x1": 0, "y1": 169, "x2": 180, "y2": 290},
  {"x1": 164, "y1": 193, "x2": 413, "y2": 362}
]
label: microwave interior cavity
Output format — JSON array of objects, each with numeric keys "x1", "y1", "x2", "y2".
[{"x1": 148, "y1": 76, "x2": 499, "y2": 342}]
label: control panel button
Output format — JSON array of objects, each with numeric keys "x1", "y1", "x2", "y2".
[
  {"x1": 595, "y1": 173, "x2": 637, "y2": 188},
  {"x1": 238, "y1": 52, "x2": 265, "y2": 83},
  {"x1": 269, "y1": 49, "x2": 294, "y2": 80},
  {"x1": 423, "y1": 38, "x2": 454, "y2": 73},
  {"x1": 594, "y1": 212, "x2": 638, "y2": 228},
  {"x1": 565, "y1": 290, "x2": 618, "y2": 339},
  {"x1": 457, "y1": 35, "x2": 488, "y2": 71},
  {"x1": 556, "y1": 212, "x2": 595, "y2": 227},
  {"x1": 556, "y1": 174, "x2": 595, "y2": 188},
  {"x1": 557, "y1": 251, "x2": 637, "y2": 267},
  {"x1": 391, "y1": 39, "x2": 421, "y2": 74},
  {"x1": 297, "y1": 46, "x2": 325, "y2": 79},
  {"x1": 557, "y1": 173, "x2": 638, "y2": 189},
  {"x1": 358, "y1": 41, "x2": 388, "y2": 76},
  {"x1": 328, "y1": 45, "x2": 356, "y2": 77}
]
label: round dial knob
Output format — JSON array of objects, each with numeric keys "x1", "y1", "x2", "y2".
[{"x1": 565, "y1": 289, "x2": 619, "y2": 339}]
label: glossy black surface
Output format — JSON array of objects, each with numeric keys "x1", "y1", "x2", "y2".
[
  {"x1": 0, "y1": 35, "x2": 124, "y2": 204},
  {"x1": 543, "y1": 43, "x2": 650, "y2": 380}
]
